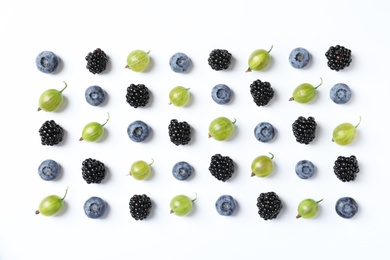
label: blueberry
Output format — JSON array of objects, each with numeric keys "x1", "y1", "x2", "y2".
[
  {"x1": 330, "y1": 83, "x2": 352, "y2": 104},
  {"x1": 38, "y1": 159, "x2": 61, "y2": 181},
  {"x1": 335, "y1": 197, "x2": 358, "y2": 219},
  {"x1": 35, "y1": 51, "x2": 60, "y2": 74},
  {"x1": 254, "y1": 122, "x2": 275, "y2": 142},
  {"x1": 85, "y1": 85, "x2": 106, "y2": 106},
  {"x1": 172, "y1": 161, "x2": 193, "y2": 181},
  {"x1": 215, "y1": 195, "x2": 237, "y2": 216},
  {"x1": 295, "y1": 160, "x2": 315, "y2": 179},
  {"x1": 84, "y1": 196, "x2": 107, "y2": 219},
  {"x1": 211, "y1": 84, "x2": 233, "y2": 105},
  {"x1": 127, "y1": 120, "x2": 150, "y2": 142},
  {"x1": 288, "y1": 47, "x2": 311, "y2": 69},
  {"x1": 169, "y1": 52, "x2": 192, "y2": 73}
]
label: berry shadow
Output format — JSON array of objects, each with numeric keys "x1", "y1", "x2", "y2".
[
  {"x1": 142, "y1": 57, "x2": 154, "y2": 73},
  {"x1": 50, "y1": 58, "x2": 64, "y2": 75}
]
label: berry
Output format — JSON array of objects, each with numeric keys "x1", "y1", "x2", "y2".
[
  {"x1": 251, "y1": 153, "x2": 274, "y2": 178},
  {"x1": 129, "y1": 160, "x2": 153, "y2": 180},
  {"x1": 330, "y1": 83, "x2": 352, "y2": 104},
  {"x1": 126, "y1": 84, "x2": 150, "y2": 108},
  {"x1": 246, "y1": 45, "x2": 273, "y2": 72},
  {"x1": 332, "y1": 116, "x2": 361, "y2": 146},
  {"x1": 292, "y1": 116, "x2": 317, "y2": 145},
  {"x1": 169, "y1": 86, "x2": 191, "y2": 107},
  {"x1": 333, "y1": 155, "x2": 359, "y2": 182},
  {"x1": 254, "y1": 122, "x2": 275, "y2": 143},
  {"x1": 169, "y1": 52, "x2": 192, "y2": 73},
  {"x1": 85, "y1": 48, "x2": 108, "y2": 74},
  {"x1": 211, "y1": 84, "x2": 233, "y2": 105},
  {"x1": 295, "y1": 160, "x2": 315, "y2": 179},
  {"x1": 208, "y1": 49, "x2": 232, "y2": 71},
  {"x1": 85, "y1": 85, "x2": 106, "y2": 106},
  {"x1": 289, "y1": 78, "x2": 322, "y2": 104},
  {"x1": 35, "y1": 187, "x2": 68, "y2": 216},
  {"x1": 170, "y1": 194, "x2": 197, "y2": 216},
  {"x1": 79, "y1": 112, "x2": 110, "y2": 142},
  {"x1": 168, "y1": 119, "x2": 191, "y2": 146},
  {"x1": 215, "y1": 195, "x2": 237, "y2": 216},
  {"x1": 250, "y1": 79, "x2": 274, "y2": 106},
  {"x1": 256, "y1": 192, "x2": 283, "y2": 220},
  {"x1": 325, "y1": 45, "x2": 352, "y2": 71},
  {"x1": 39, "y1": 120, "x2": 64, "y2": 146},
  {"x1": 208, "y1": 117, "x2": 236, "y2": 141},
  {"x1": 38, "y1": 159, "x2": 61, "y2": 181},
  {"x1": 288, "y1": 47, "x2": 311, "y2": 69},
  {"x1": 172, "y1": 161, "x2": 193, "y2": 181},
  {"x1": 84, "y1": 197, "x2": 107, "y2": 219},
  {"x1": 127, "y1": 120, "x2": 150, "y2": 142},
  {"x1": 38, "y1": 81, "x2": 67, "y2": 112},
  {"x1": 129, "y1": 194, "x2": 152, "y2": 220},
  {"x1": 81, "y1": 158, "x2": 106, "y2": 184},
  {"x1": 335, "y1": 197, "x2": 358, "y2": 219},
  {"x1": 297, "y1": 198, "x2": 322, "y2": 219},
  {"x1": 209, "y1": 154, "x2": 235, "y2": 182},
  {"x1": 126, "y1": 50, "x2": 150, "y2": 72},
  {"x1": 35, "y1": 51, "x2": 60, "y2": 74}
]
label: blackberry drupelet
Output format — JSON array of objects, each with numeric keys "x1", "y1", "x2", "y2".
[
  {"x1": 257, "y1": 192, "x2": 283, "y2": 220},
  {"x1": 208, "y1": 49, "x2": 232, "y2": 71},
  {"x1": 126, "y1": 84, "x2": 150, "y2": 108},
  {"x1": 209, "y1": 154, "x2": 235, "y2": 182},
  {"x1": 82, "y1": 158, "x2": 106, "y2": 184},
  {"x1": 334, "y1": 155, "x2": 359, "y2": 182},
  {"x1": 325, "y1": 45, "x2": 352, "y2": 71},
  {"x1": 168, "y1": 119, "x2": 191, "y2": 145},
  {"x1": 39, "y1": 120, "x2": 64, "y2": 146},
  {"x1": 292, "y1": 116, "x2": 317, "y2": 144},
  {"x1": 250, "y1": 79, "x2": 274, "y2": 106},
  {"x1": 85, "y1": 48, "x2": 108, "y2": 74},
  {"x1": 129, "y1": 194, "x2": 152, "y2": 220}
]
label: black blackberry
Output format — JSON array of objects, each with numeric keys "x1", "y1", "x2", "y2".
[
  {"x1": 209, "y1": 154, "x2": 235, "y2": 182},
  {"x1": 129, "y1": 194, "x2": 152, "y2": 220},
  {"x1": 325, "y1": 45, "x2": 352, "y2": 71},
  {"x1": 168, "y1": 119, "x2": 191, "y2": 145},
  {"x1": 250, "y1": 79, "x2": 274, "y2": 106},
  {"x1": 85, "y1": 48, "x2": 108, "y2": 74},
  {"x1": 81, "y1": 158, "x2": 106, "y2": 184},
  {"x1": 39, "y1": 120, "x2": 64, "y2": 146},
  {"x1": 126, "y1": 84, "x2": 150, "y2": 108},
  {"x1": 292, "y1": 116, "x2": 317, "y2": 144},
  {"x1": 208, "y1": 49, "x2": 232, "y2": 71},
  {"x1": 333, "y1": 155, "x2": 359, "y2": 182},
  {"x1": 256, "y1": 192, "x2": 283, "y2": 220}
]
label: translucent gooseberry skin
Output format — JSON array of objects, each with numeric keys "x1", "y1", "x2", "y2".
[
  {"x1": 246, "y1": 45, "x2": 273, "y2": 72},
  {"x1": 130, "y1": 160, "x2": 153, "y2": 180},
  {"x1": 38, "y1": 81, "x2": 67, "y2": 112},
  {"x1": 332, "y1": 117, "x2": 361, "y2": 146},
  {"x1": 170, "y1": 194, "x2": 194, "y2": 216},
  {"x1": 35, "y1": 187, "x2": 68, "y2": 216},
  {"x1": 208, "y1": 117, "x2": 236, "y2": 141},
  {"x1": 251, "y1": 153, "x2": 274, "y2": 177},
  {"x1": 296, "y1": 198, "x2": 322, "y2": 219},
  {"x1": 290, "y1": 78, "x2": 322, "y2": 104},
  {"x1": 169, "y1": 86, "x2": 190, "y2": 107},
  {"x1": 126, "y1": 50, "x2": 150, "y2": 72},
  {"x1": 80, "y1": 113, "x2": 109, "y2": 142}
]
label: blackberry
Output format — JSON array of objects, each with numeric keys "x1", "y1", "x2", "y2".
[
  {"x1": 85, "y1": 48, "x2": 108, "y2": 74},
  {"x1": 209, "y1": 154, "x2": 235, "y2": 182},
  {"x1": 129, "y1": 194, "x2": 152, "y2": 220},
  {"x1": 292, "y1": 116, "x2": 317, "y2": 144},
  {"x1": 126, "y1": 84, "x2": 149, "y2": 108},
  {"x1": 333, "y1": 155, "x2": 359, "y2": 182},
  {"x1": 81, "y1": 158, "x2": 106, "y2": 184},
  {"x1": 325, "y1": 45, "x2": 352, "y2": 71},
  {"x1": 39, "y1": 120, "x2": 64, "y2": 146},
  {"x1": 250, "y1": 79, "x2": 274, "y2": 106},
  {"x1": 208, "y1": 49, "x2": 232, "y2": 71},
  {"x1": 256, "y1": 192, "x2": 283, "y2": 220},
  {"x1": 168, "y1": 119, "x2": 191, "y2": 145}
]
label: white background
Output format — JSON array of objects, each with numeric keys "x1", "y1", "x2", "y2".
[{"x1": 1, "y1": 0, "x2": 389, "y2": 259}]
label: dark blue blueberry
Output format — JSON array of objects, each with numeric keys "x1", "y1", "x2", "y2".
[
  {"x1": 211, "y1": 84, "x2": 233, "y2": 105},
  {"x1": 289, "y1": 47, "x2": 311, "y2": 69},
  {"x1": 169, "y1": 52, "x2": 192, "y2": 73},
  {"x1": 215, "y1": 195, "x2": 237, "y2": 216},
  {"x1": 172, "y1": 161, "x2": 193, "y2": 181},
  {"x1": 84, "y1": 197, "x2": 107, "y2": 219},
  {"x1": 38, "y1": 159, "x2": 61, "y2": 181},
  {"x1": 330, "y1": 83, "x2": 352, "y2": 104},
  {"x1": 35, "y1": 51, "x2": 60, "y2": 74},
  {"x1": 254, "y1": 122, "x2": 275, "y2": 143},
  {"x1": 127, "y1": 120, "x2": 150, "y2": 142},
  {"x1": 85, "y1": 85, "x2": 106, "y2": 106},
  {"x1": 335, "y1": 197, "x2": 358, "y2": 219},
  {"x1": 295, "y1": 160, "x2": 315, "y2": 179}
]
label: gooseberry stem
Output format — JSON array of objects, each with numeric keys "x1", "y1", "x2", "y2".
[
  {"x1": 267, "y1": 44, "x2": 274, "y2": 53},
  {"x1": 62, "y1": 186, "x2": 69, "y2": 201},
  {"x1": 269, "y1": 152, "x2": 274, "y2": 160},
  {"x1": 355, "y1": 116, "x2": 362, "y2": 128},
  {"x1": 192, "y1": 193, "x2": 198, "y2": 203},
  {"x1": 314, "y1": 77, "x2": 323, "y2": 89},
  {"x1": 101, "y1": 112, "x2": 110, "y2": 127},
  {"x1": 149, "y1": 159, "x2": 154, "y2": 166},
  {"x1": 59, "y1": 81, "x2": 68, "y2": 93}
]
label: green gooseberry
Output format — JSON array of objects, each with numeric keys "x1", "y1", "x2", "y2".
[{"x1": 38, "y1": 81, "x2": 67, "y2": 112}]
